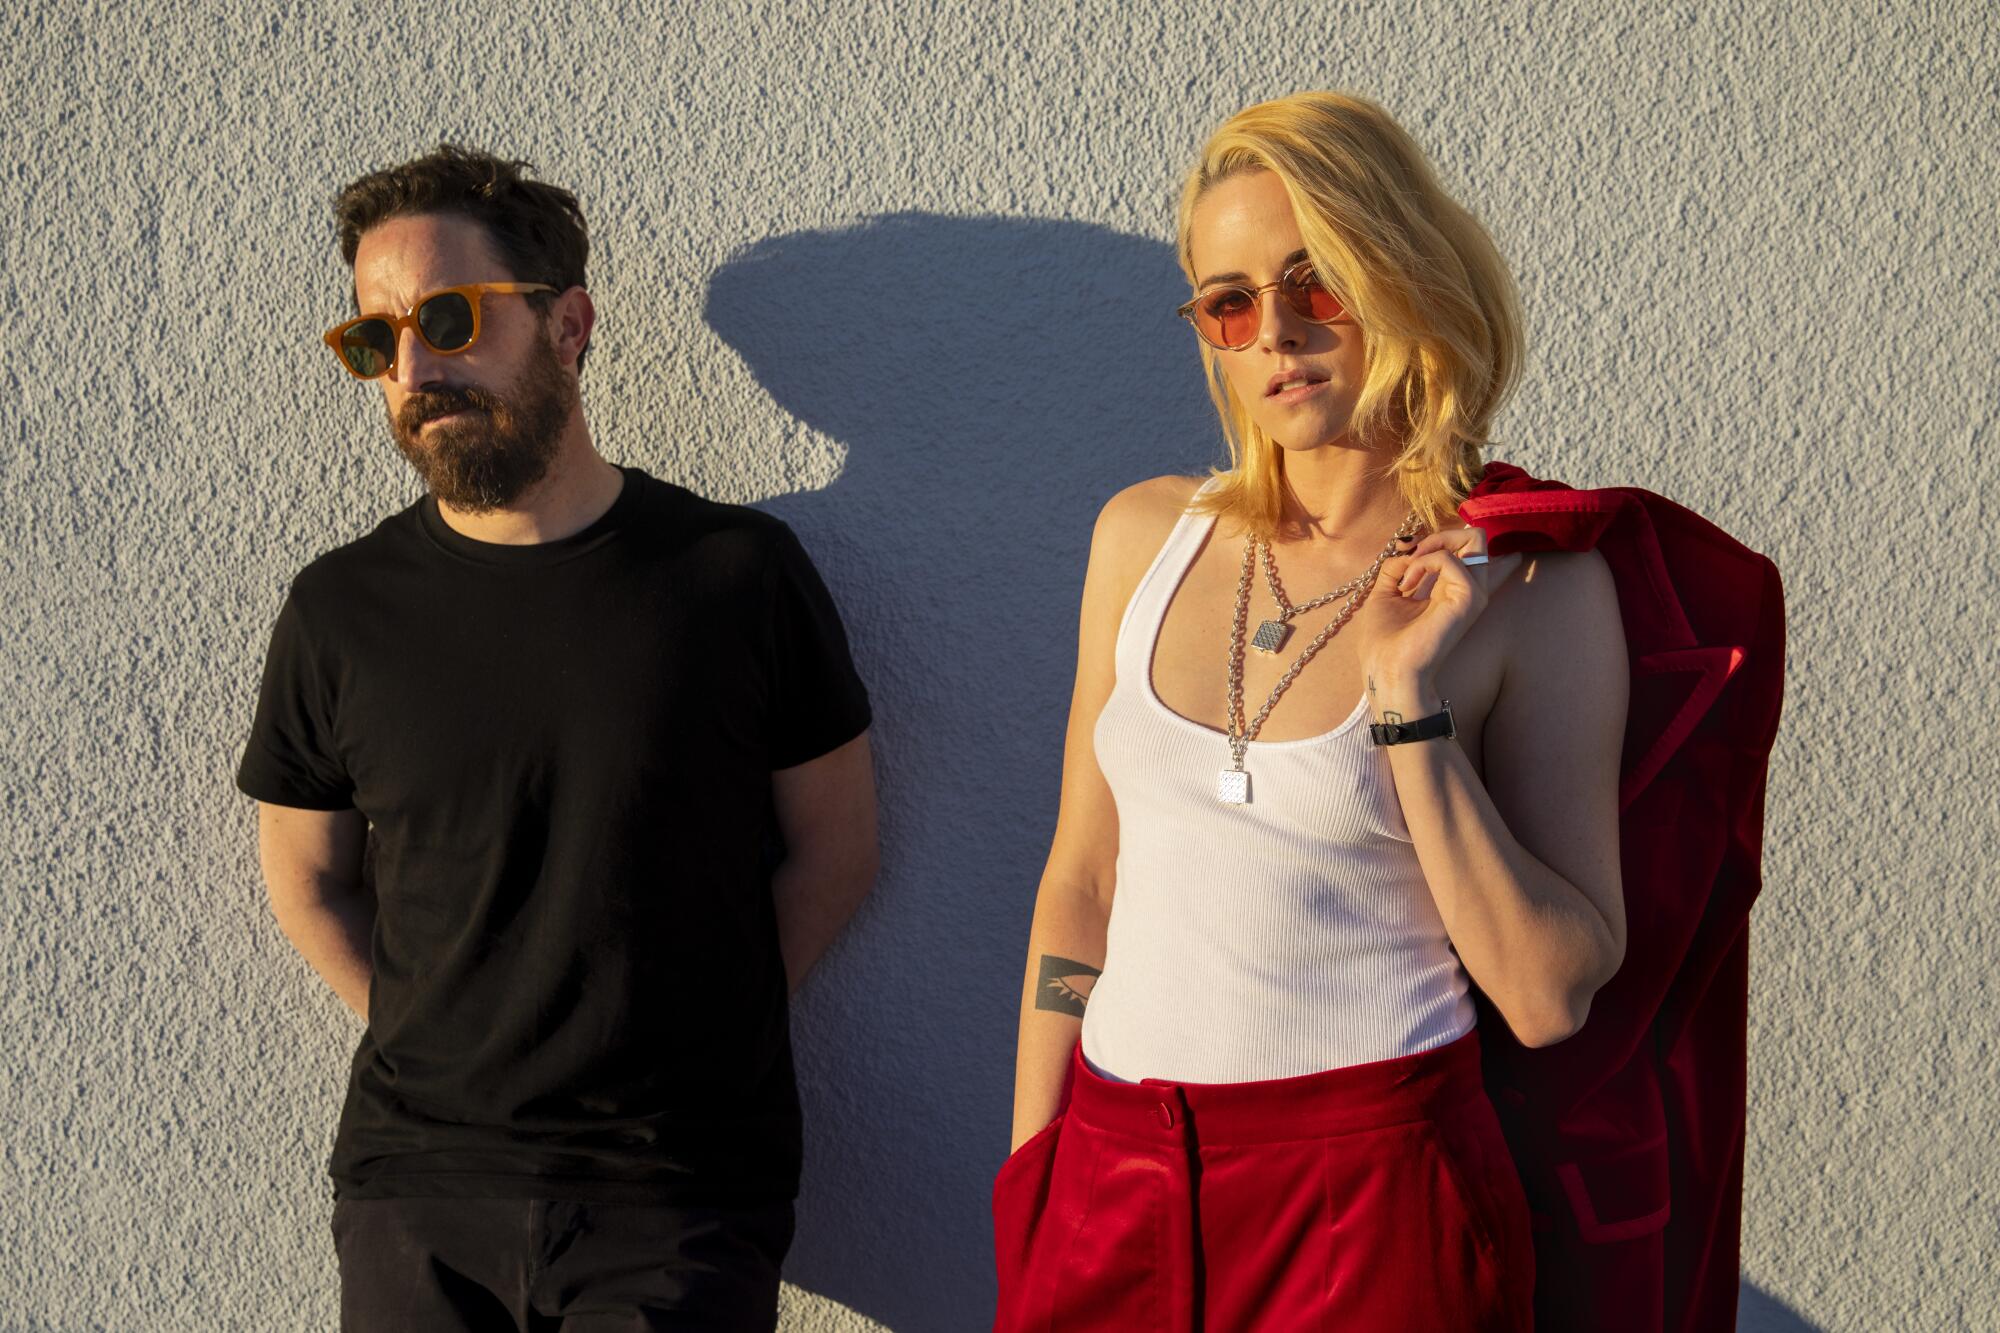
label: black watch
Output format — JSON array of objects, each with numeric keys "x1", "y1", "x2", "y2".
[{"x1": 1368, "y1": 698, "x2": 1455, "y2": 746}]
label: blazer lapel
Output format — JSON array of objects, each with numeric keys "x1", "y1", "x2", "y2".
[{"x1": 1621, "y1": 644, "x2": 1743, "y2": 808}]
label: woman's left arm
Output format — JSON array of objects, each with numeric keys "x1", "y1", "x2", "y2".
[{"x1": 1364, "y1": 540, "x2": 1629, "y2": 1049}]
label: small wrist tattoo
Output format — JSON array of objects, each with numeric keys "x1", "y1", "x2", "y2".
[{"x1": 1035, "y1": 955, "x2": 1102, "y2": 1016}]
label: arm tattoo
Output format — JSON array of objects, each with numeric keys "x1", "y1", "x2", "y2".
[
  {"x1": 1368, "y1": 674, "x2": 1407, "y2": 725},
  {"x1": 1035, "y1": 955, "x2": 1102, "y2": 1017}
]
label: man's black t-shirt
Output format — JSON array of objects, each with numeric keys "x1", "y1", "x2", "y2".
[{"x1": 236, "y1": 466, "x2": 871, "y2": 1204}]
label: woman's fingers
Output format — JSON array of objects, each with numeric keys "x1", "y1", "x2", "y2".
[
  {"x1": 1390, "y1": 527, "x2": 1515, "y2": 600},
  {"x1": 1395, "y1": 550, "x2": 1466, "y2": 599},
  {"x1": 1408, "y1": 526, "x2": 1489, "y2": 561},
  {"x1": 1397, "y1": 529, "x2": 1474, "y2": 596}
]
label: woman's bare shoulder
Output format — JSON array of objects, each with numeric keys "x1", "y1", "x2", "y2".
[
  {"x1": 1094, "y1": 474, "x2": 1206, "y2": 547},
  {"x1": 1494, "y1": 545, "x2": 1625, "y2": 689},
  {"x1": 1079, "y1": 474, "x2": 1207, "y2": 608},
  {"x1": 1501, "y1": 546, "x2": 1617, "y2": 616}
]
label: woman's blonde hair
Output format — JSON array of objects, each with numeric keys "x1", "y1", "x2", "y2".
[{"x1": 1177, "y1": 91, "x2": 1523, "y2": 537}]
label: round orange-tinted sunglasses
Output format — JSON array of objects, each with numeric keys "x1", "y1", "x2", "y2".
[
  {"x1": 322, "y1": 282, "x2": 555, "y2": 379},
  {"x1": 1176, "y1": 261, "x2": 1347, "y2": 351}
]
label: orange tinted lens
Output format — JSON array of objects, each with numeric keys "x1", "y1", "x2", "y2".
[
  {"x1": 1197, "y1": 288, "x2": 1258, "y2": 348},
  {"x1": 1281, "y1": 267, "x2": 1344, "y2": 322},
  {"x1": 339, "y1": 320, "x2": 396, "y2": 377}
]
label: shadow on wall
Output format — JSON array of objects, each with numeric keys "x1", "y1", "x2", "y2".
[
  {"x1": 1738, "y1": 1281, "x2": 1823, "y2": 1331},
  {"x1": 707, "y1": 213, "x2": 1214, "y2": 1329}
]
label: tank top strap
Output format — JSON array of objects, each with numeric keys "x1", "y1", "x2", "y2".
[{"x1": 1113, "y1": 477, "x2": 1224, "y2": 682}]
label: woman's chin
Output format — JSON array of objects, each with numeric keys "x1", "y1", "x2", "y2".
[{"x1": 1264, "y1": 426, "x2": 1364, "y2": 455}]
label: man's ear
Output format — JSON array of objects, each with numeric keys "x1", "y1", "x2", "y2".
[{"x1": 551, "y1": 287, "x2": 596, "y2": 369}]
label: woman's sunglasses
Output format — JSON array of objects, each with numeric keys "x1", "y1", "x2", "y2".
[
  {"x1": 322, "y1": 282, "x2": 555, "y2": 379},
  {"x1": 1176, "y1": 261, "x2": 1347, "y2": 351}
]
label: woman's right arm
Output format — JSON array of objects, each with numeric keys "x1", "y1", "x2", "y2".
[{"x1": 1009, "y1": 480, "x2": 1182, "y2": 1151}]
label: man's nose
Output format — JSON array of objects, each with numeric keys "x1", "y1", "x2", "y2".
[{"x1": 388, "y1": 326, "x2": 449, "y2": 392}]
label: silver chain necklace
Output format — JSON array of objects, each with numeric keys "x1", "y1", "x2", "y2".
[
  {"x1": 1218, "y1": 516, "x2": 1419, "y2": 805},
  {"x1": 1251, "y1": 541, "x2": 1377, "y2": 653}
]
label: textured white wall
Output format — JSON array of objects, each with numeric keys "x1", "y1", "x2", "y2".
[{"x1": 2, "y1": 1, "x2": 1992, "y2": 1329}]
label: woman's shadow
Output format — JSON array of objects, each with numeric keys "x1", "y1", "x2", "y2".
[{"x1": 707, "y1": 213, "x2": 1213, "y2": 1328}]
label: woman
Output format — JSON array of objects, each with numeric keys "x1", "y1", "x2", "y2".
[{"x1": 994, "y1": 92, "x2": 1629, "y2": 1330}]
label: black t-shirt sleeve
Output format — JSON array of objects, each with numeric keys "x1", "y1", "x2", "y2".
[
  {"x1": 764, "y1": 525, "x2": 872, "y2": 769},
  {"x1": 235, "y1": 589, "x2": 356, "y2": 810}
]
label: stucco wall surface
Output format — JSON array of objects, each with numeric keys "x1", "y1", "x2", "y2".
[{"x1": 2, "y1": 1, "x2": 1993, "y2": 1329}]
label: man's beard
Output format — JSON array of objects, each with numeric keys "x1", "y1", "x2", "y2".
[{"x1": 389, "y1": 333, "x2": 574, "y2": 514}]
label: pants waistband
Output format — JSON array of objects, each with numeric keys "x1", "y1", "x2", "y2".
[{"x1": 1065, "y1": 1028, "x2": 1486, "y2": 1146}]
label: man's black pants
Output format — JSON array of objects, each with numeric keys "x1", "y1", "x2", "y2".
[{"x1": 331, "y1": 1195, "x2": 795, "y2": 1332}]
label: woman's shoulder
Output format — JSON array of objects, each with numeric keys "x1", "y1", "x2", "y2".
[
  {"x1": 1080, "y1": 474, "x2": 1207, "y2": 605},
  {"x1": 1093, "y1": 474, "x2": 1206, "y2": 547},
  {"x1": 1488, "y1": 543, "x2": 1624, "y2": 684},
  {"x1": 1495, "y1": 544, "x2": 1616, "y2": 611}
]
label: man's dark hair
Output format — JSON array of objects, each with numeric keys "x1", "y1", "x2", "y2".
[{"x1": 334, "y1": 144, "x2": 592, "y2": 372}]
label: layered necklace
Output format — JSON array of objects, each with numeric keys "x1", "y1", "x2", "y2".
[{"x1": 1217, "y1": 513, "x2": 1421, "y2": 805}]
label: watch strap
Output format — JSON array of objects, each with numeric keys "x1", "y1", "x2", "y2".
[{"x1": 1368, "y1": 698, "x2": 1455, "y2": 746}]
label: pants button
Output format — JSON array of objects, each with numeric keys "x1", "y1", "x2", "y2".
[{"x1": 1154, "y1": 1101, "x2": 1176, "y2": 1129}]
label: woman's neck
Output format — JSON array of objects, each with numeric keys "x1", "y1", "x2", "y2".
[{"x1": 1273, "y1": 443, "x2": 1415, "y2": 546}]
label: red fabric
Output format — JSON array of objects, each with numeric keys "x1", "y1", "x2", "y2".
[
  {"x1": 1457, "y1": 461, "x2": 1787, "y2": 1333},
  {"x1": 993, "y1": 1032, "x2": 1534, "y2": 1331}
]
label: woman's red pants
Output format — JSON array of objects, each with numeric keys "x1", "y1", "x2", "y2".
[{"x1": 993, "y1": 1029, "x2": 1534, "y2": 1331}]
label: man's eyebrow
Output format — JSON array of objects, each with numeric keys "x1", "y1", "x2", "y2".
[
  {"x1": 1196, "y1": 248, "x2": 1311, "y2": 290},
  {"x1": 349, "y1": 289, "x2": 419, "y2": 318}
]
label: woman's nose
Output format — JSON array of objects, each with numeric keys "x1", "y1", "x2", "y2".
[{"x1": 1256, "y1": 289, "x2": 1307, "y2": 352}]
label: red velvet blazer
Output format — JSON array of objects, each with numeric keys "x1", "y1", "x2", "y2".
[{"x1": 1458, "y1": 462, "x2": 1787, "y2": 1332}]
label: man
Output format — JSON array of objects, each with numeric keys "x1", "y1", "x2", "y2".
[{"x1": 237, "y1": 144, "x2": 879, "y2": 1331}]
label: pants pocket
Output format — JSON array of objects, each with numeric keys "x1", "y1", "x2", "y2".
[
  {"x1": 1426, "y1": 1103, "x2": 1536, "y2": 1330},
  {"x1": 1427, "y1": 1118, "x2": 1502, "y2": 1262},
  {"x1": 998, "y1": 1117, "x2": 1171, "y2": 1332},
  {"x1": 1030, "y1": 1125, "x2": 1166, "y2": 1332},
  {"x1": 995, "y1": 1114, "x2": 1066, "y2": 1197},
  {"x1": 1442, "y1": 1101, "x2": 1533, "y2": 1263},
  {"x1": 992, "y1": 1114, "x2": 1066, "y2": 1331}
]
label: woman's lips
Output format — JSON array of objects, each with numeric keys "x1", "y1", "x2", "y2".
[{"x1": 1268, "y1": 378, "x2": 1329, "y2": 405}]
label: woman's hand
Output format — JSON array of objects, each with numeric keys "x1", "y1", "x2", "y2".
[{"x1": 1354, "y1": 525, "x2": 1523, "y2": 683}]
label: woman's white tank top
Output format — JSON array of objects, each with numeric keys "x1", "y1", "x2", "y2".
[{"x1": 1078, "y1": 486, "x2": 1477, "y2": 1084}]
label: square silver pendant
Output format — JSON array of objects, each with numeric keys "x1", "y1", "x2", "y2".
[
  {"x1": 1216, "y1": 768, "x2": 1250, "y2": 804},
  {"x1": 1250, "y1": 620, "x2": 1292, "y2": 654}
]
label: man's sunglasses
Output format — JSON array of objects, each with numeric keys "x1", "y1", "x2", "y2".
[
  {"x1": 1175, "y1": 261, "x2": 1347, "y2": 351},
  {"x1": 322, "y1": 282, "x2": 555, "y2": 379}
]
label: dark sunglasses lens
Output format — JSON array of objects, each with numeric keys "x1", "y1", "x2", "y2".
[
  {"x1": 1197, "y1": 289, "x2": 1258, "y2": 348},
  {"x1": 1283, "y1": 267, "x2": 1344, "y2": 322},
  {"x1": 417, "y1": 291, "x2": 476, "y2": 351},
  {"x1": 339, "y1": 320, "x2": 396, "y2": 377}
]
